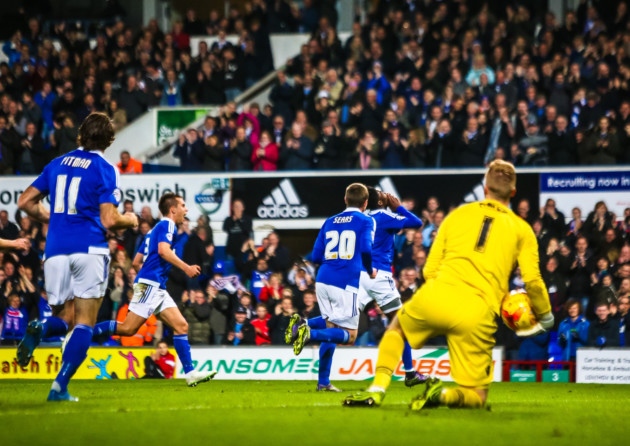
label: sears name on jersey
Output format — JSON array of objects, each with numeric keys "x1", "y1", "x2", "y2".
[{"x1": 333, "y1": 216, "x2": 353, "y2": 224}]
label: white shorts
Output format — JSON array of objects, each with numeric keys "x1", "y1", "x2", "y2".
[
  {"x1": 44, "y1": 253, "x2": 110, "y2": 305},
  {"x1": 316, "y1": 282, "x2": 359, "y2": 330},
  {"x1": 128, "y1": 282, "x2": 177, "y2": 319},
  {"x1": 358, "y1": 270, "x2": 402, "y2": 313}
]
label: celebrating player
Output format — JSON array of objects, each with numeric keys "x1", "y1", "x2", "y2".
[
  {"x1": 288, "y1": 183, "x2": 374, "y2": 392},
  {"x1": 93, "y1": 192, "x2": 217, "y2": 387},
  {"x1": 17, "y1": 112, "x2": 139, "y2": 401},
  {"x1": 344, "y1": 160, "x2": 554, "y2": 409},
  {"x1": 357, "y1": 187, "x2": 426, "y2": 386}
]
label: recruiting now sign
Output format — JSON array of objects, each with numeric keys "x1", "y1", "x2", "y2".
[
  {"x1": 540, "y1": 171, "x2": 630, "y2": 220},
  {"x1": 179, "y1": 347, "x2": 504, "y2": 382},
  {"x1": 576, "y1": 349, "x2": 630, "y2": 384},
  {"x1": 0, "y1": 347, "x2": 174, "y2": 380}
]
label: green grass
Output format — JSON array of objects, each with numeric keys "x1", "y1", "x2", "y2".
[{"x1": 0, "y1": 380, "x2": 626, "y2": 446}]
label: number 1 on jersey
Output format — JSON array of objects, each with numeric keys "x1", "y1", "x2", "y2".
[
  {"x1": 474, "y1": 216, "x2": 494, "y2": 252},
  {"x1": 53, "y1": 175, "x2": 82, "y2": 215}
]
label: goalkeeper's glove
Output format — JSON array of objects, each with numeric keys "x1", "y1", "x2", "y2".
[
  {"x1": 538, "y1": 312, "x2": 555, "y2": 330},
  {"x1": 516, "y1": 313, "x2": 554, "y2": 338}
]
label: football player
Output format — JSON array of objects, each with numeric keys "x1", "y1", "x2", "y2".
[
  {"x1": 93, "y1": 192, "x2": 217, "y2": 386},
  {"x1": 17, "y1": 112, "x2": 138, "y2": 401},
  {"x1": 344, "y1": 160, "x2": 554, "y2": 409},
  {"x1": 289, "y1": 183, "x2": 375, "y2": 392},
  {"x1": 357, "y1": 187, "x2": 426, "y2": 387}
]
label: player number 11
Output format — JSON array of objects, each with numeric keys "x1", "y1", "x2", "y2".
[{"x1": 54, "y1": 175, "x2": 82, "y2": 215}]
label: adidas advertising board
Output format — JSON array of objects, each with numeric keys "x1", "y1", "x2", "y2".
[
  {"x1": 232, "y1": 172, "x2": 540, "y2": 222},
  {"x1": 256, "y1": 178, "x2": 309, "y2": 218}
]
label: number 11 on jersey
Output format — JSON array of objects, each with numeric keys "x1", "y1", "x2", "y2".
[{"x1": 54, "y1": 175, "x2": 82, "y2": 215}]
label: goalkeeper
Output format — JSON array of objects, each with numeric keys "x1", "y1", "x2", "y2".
[{"x1": 344, "y1": 160, "x2": 554, "y2": 410}]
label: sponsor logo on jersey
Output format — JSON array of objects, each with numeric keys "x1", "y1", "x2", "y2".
[{"x1": 257, "y1": 179, "x2": 309, "y2": 218}]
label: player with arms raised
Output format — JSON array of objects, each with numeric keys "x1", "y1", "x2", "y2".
[
  {"x1": 358, "y1": 187, "x2": 426, "y2": 387},
  {"x1": 344, "y1": 160, "x2": 554, "y2": 409},
  {"x1": 93, "y1": 192, "x2": 217, "y2": 386},
  {"x1": 290, "y1": 183, "x2": 375, "y2": 391},
  {"x1": 17, "y1": 112, "x2": 138, "y2": 401}
]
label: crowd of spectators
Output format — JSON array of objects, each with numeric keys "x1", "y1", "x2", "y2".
[
  {"x1": 1, "y1": 0, "x2": 331, "y2": 174},
  {"x1": 2, "y1": 192, "x2": 630, "y2": 360},
  {"x1": 168, "y1": 0, "x2": 630, "y2": 172}
]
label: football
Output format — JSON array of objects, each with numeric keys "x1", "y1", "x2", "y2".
[{"x1": 501, "y1": 288, "x2": 538, "y2": 332}]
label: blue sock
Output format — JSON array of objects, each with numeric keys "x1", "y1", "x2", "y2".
[
  {"x1": 41, "y1": 317, "x2": 68, "y2": 337},
  {"x1": 174, "y1": 334, "x2": 194, "y2": 374},
  {"x1": 307, "y1": 316, "x2": 327, "y2": 329},
  {"x1": 309, "y1": 328, "x2": 349, "y2": 344},
  {"x1": 52, "y1": 324, "x2": 93, "y2": 393},
  {"x1": 402, "y1": 341, "x2": 414, "y2": 372},
  {"x1": 318, "y1": 342, "x2": 336, "y2": 386},
  {"x1": 93, "y1": 320, "x2": 117, "y2": 338}
]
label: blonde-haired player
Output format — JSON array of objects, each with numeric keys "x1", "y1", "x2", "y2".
[{"x1": 344, "y1": 160, "x2": 554, "y2": 409}]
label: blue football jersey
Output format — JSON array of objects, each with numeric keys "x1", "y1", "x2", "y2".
[
  {"x1": 136, "y1": 218, "x2": 177, "y2": 289},
  {"x1": 312, "y1": 207, "x2": 375, "y2": 289},
  {"x1": 369, "y1": 206, "x2": 423, "y2": 271},
  {"x1": 31, "y1": 148, "x2": 120, "y2": 257}
]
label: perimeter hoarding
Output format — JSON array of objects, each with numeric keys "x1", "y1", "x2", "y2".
[
  {"x1": 177, "y1": 347, "x2": 504, "y2": 382},
  {"x1": 576, "y1": 348, "x2": 630, "y2": 384},
  {"x1": 540, "y1": 171, "x2": 630, "y2": 220},
  {"x1": 0, "y1": 174, "x2": 231, "y2": 223},
  {"x1": 0, "y1": 347, "x2": 176, "y2": 379},
  {"x1": 231, "y1": 172, "x2": 540, "y2": 222}
]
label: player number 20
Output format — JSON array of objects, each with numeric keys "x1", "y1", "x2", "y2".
[
  {"x1": 324, "y1": 230, "x2": 356, "y2": 260},
  {"x1": 53, "y1": 175, "x2": 82, "y2": 215}
]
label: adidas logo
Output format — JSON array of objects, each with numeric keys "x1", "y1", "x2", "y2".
[{"x1": 257, "y1": 179, "x2": 309, "y2": 218}]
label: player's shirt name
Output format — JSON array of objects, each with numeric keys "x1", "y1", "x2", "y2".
[
  {"x1": 333, "y1": 216, "x2": 353, "y2": 224},
  {"x1": 60, "y1": 157, "x2": 93, "y2": 169},
  {"x1": 479, "y1": 201, "x2": 507, "y2": 213}
]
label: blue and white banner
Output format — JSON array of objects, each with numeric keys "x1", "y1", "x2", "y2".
[{"x1": 540, "y1": 171, "x2": 630, "y2": 221}]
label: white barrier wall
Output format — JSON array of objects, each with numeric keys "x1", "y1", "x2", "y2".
[
  {"x1": 177, "y1": 347, "x2": 505, "y2": 382},
  {"x1": 576, "y1": 349, "x2": 630, "y2": 384},
  {"x1": 0, "y1": 174, "x2": 231, "y2": 225}
]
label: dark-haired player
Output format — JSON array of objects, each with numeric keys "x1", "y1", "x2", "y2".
[
  {"x1": 93, "y1": 192, "x2": 217, "y2": 387},
  {"x1": 17, "y1": 112, "x2": 138, "y2": 401},
  {"x1": 358, "y1": 187, "x2": 426, "y2": 386}
]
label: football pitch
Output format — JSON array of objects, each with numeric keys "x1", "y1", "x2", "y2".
[{"x1": 0, "y1": 380, "x2": 627, "y2": 446}]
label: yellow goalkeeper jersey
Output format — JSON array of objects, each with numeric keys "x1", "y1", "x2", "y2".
[{"x1": 423, "y1": 198, "x2": 551, "y2": 317}]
